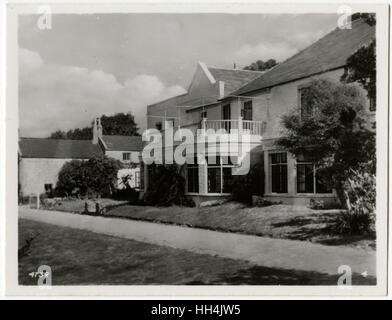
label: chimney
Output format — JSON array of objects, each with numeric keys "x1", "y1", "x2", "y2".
[
  {"x1": 219, "y1": 81, "x2": 225, "y2": 99},
  {"x1": 92, "y1": 117, "x2": 102, "y2": 144}
]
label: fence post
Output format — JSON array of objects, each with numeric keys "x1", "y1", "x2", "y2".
[
  {"x1": 238, "y1": 116, "x2": 243, "y2": 135},
  {"x1": 201, "y1": 117, "x2": 207, "y2": 130}
]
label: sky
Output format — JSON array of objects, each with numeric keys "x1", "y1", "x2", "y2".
[{"x1": 19, "y1": 13, "x2": 338, "y2": 137}]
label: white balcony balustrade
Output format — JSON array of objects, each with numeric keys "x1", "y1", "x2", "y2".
[{"x1": 201, "y1": 118, "x2": 266, "y2": 136}]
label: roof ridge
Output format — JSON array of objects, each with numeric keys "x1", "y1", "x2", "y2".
[
  {"x1": 208, "y1": 66, "x2": 265, "y2": 73},
  {"x1": 232, "y1": 18, "x2": 372, "y2": 95},
  {"x1": 20, "y1": 137, "x2": 89, "y2": 142}
]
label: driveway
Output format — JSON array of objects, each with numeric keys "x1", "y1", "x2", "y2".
[{"x1": 19, "y1": 206, "x2": 376, "y2": 277}]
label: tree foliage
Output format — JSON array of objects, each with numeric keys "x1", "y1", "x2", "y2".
[
  {"x1": 243, "y1": 59, "x2": 277, "y2": 72},
  {"x1": 230, "y1": 163, "x2": 264, "y2": 205},
  {"x1": 341, "y1": 14, "x2": 376, "y2": 111},
  {"x1": 143, "y1": 164, "x2": 195, "y2": 207},
  {"x1": 55, "y1": 155, "x2": 122, "y2": 197},
  {"x1": 49, "y1": 112, "x2": 140, "y2": 140},
  {"x1": 276, "y1": 79, "x2": 375, "y2": 207}
]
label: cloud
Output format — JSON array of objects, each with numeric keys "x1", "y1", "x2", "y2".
[
  {"x1": 19, "y1": 49, "x2": 186, "y2": 137},
  {"x1": 232, "y1": 28, "x2": 331, "y2": 68}
]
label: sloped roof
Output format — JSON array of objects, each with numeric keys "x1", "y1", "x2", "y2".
[
  {"x1": 208, "y1": 67, "x2": 263, "y2": 95},
  {"x1": 19, "y1": 138, "x2": 102, "y2": 159},
  {"x1": 101, "y1": 135, "x2": 143, "y2": 151},
  {"x1": 233, "y1": 18, "x2": 375, "y2": 95},
  {"x1": 148, "y1": 64, "x2": 263, "y2": 110}
]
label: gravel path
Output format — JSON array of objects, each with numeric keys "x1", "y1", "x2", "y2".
[{"x1": 19, "y1": 207, "x2": 376, "y2": 277}]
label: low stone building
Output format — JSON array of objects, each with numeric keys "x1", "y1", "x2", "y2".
[{"x1": 18, "y1": 118, "x2": 142, "y2": 197}]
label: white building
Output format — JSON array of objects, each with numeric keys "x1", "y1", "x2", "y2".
[{"x1": 18, "y1": 118, "x2": 142, "y2": 197}]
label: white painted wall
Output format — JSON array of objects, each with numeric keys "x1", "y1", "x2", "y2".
[
  {"x1": 19, "y1": 158, "x2": 82, "y2": 196},
  {"x1": 105, "y1": 150, "x2": 140, "y2": 163}
]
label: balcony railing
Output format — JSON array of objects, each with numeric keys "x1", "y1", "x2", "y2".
[{"x1": 203, "y1": 118, "x2": 266, "y2": 136}]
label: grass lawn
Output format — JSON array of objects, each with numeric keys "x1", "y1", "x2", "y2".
[
  {"x1": 106, "y1": 203, "x2": 375, "y2": 251},
  {"x1": 19, "y1": 219, "x2": 375, "y2": 285}
]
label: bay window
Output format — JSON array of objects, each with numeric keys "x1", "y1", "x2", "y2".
[
  {"x1": 207, "y1": 156, "x2": 234, "y2": 194},
  {"x1": 296, "y1": 155, "x2": 332, "y2": 194},
  {"x1": 187, "y1": 158, "x2": 199, "y2": 193},
  {"x1": 270, "y1": 152, "x2": 288, "y2": 193}
]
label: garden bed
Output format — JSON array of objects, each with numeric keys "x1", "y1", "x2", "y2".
[{"x1": 105, "y1": 202, "x2": 375, "y2": 251}]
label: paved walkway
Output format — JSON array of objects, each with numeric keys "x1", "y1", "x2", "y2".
[{"x1": 19, "y1": 207, "x2": 376, "y2": 276}]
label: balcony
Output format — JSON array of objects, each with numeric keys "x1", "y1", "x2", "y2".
[{"x1": 202, "y1": 118, "x2": 266, "y2": 136}]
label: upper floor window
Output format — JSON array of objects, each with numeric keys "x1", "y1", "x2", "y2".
[
  {"x1": 123, "y1": 152, "x2": 131, "y2": 161},
  {"x1": 242, "y1": 100, "x2": 253, "y2": 120},
  {"x1": 299, "y1": 86, "x2": 314, "y2": 119},
  {"x1": 200, "y1": 110, "x2": 207, "y2": 119}
]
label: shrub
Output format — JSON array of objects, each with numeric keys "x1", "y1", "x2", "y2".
[
  {"x1": 334, "y1": 169, "x2": 376, "y2": 235},
  {"x1": 143, "y1": 164, "x2": 195, "y2": 207},
  {"x1": 55, "y1": 155, "x2": 121, "y2": 198},
  {"x1": 253, "y1": 196, "x2": 281, "y2": 207},
  {"x1": 230, "y1": 163, "x2": 264, "y2": 205}
]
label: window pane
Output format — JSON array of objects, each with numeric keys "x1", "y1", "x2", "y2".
[
  {"x1": 243, "y1": 101, "x2": 253, "y2": 120},
  {"x1": 297, "y1": 163, "x2": 314, "y2": 193},
  {"x1": 271, "y1": 164, "x2": 288, "y2": 193},
  {"x1": 271, "y1": 152, "x2": 287, "y2": 164},
  {"x1": 187, "y1": 166, "x2": 199, "y2": 193},
  {"x1": 222, "y1": 167, "x2": 233, "y2": 193},
  {"x1": 208, "y1": 167, "x2": 221, "y2": 193},
  {"x1": 300, "y1": 87, "x2": 313, "y2": 118},
  {"x1": 315, "y1": 171, "x2": 332, "y2": 193}
]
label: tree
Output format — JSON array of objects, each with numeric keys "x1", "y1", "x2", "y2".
[
  {"x1": 341, "y1": 39, "x2": 376, "y2": 111},
  {"x1": 48, "y1": 112, "x2": 140, "y2": 140},
  {"x1": 341, "y1": 14, "x2": 376, "y2": 111},
  {"x1": 276, "y1": 79, "x2": 375, "y2": 207},
  {"x1": 243, "y1": 59, "x2": 277, "y2": 72},
  {"x1": 55, "y1": 155, "x2": 122, "y2": 197},
  {"x1": 49, "y1": 130, "x2": 67, "y2": 139},
  {"x1": 143, "y1": 164, "x2": 194, "y2": 207},
  {"x1": 101, "y1": 113, "x2": 139, "y2": 136}
]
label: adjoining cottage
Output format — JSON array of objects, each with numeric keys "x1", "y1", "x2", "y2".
[
  {"x1": 18, "y1": 118, "x2": 143, "y2": 197},
  {"x1": 143, "y1": 18, "x2": 375, "y2": 206}
]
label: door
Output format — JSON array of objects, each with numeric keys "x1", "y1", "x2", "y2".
[{"x1": 222, "y1": 104, "x2": 231, "y2": 132}]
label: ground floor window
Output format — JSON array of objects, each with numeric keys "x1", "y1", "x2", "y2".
[
  {"x1": 187, "y1": 160, "x2": 199, "y2": 193},
  {"x1": 270, "y1": 152, "x2": 288, "y2": 193},
  {"x1": 207, "y1": 156, "x2": 234, "y2": 194},
  {"x1": 296, "y1": 155, "x2": 332, "y2": 194},
  {"x1": 134, "y1": 171, "x2": 141, "y2": 189},
  {"x1": 44, "y1": 184, "x2": 53, "y2": 197}
]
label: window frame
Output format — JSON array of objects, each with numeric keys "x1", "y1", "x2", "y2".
[
  {"x1": 269, "y1": 152, "x2": 288, "y2": 194},
  {"x1": 186, "y1": 157, "x2": 199, "y2": 194},
  {"x1": 295, "y1": 156, "x2": 333, "y2": 195},
  {"x1": 242, "y1": 100, "x2": 253, "y2": 121},
  {"x1": 207, "y1": 156, "x2": 234, "y2": 194},
  {"x1": 298, "y1": 84, "x2": 314, "y2": 119},
  {"x1": 122, "y1": 152, "x2": 131, "y2": 161}
]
